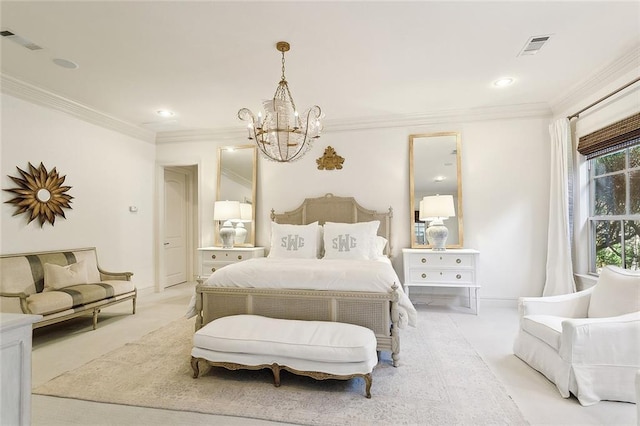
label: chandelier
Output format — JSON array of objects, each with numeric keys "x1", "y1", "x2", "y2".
[{"x1": 238, "y1": 41, "x2": 322, "y2": 163}]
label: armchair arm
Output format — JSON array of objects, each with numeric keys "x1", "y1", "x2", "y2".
[
  {"x1": 560, "y1": 312, "x2": 640, "y2": 364},
  {"x1": 518, "y1": 287, "x2": 594, "y2": 319},
  {"x1": 0, "y1": 292, "x2": 31, "y2": 314},
  {"x1": 98, "y1": 267, "x2": 133, "y2": 281}
]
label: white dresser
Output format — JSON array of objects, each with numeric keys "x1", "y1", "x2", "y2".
[
  {"x1": 1, "y1": 313, "x2": 42, "y2": 426},
  {"x1": 402, "y1": 248, "x2": 480, "y2": 314},
  {"x1": 197, "y1": 247, "x2": 265, "y2": 279}
]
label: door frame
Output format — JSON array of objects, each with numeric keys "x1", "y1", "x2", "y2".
[{"x1": 155, "y1": 161, "x2": 200, "y2": 292}]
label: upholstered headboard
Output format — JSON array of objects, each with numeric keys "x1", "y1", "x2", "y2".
[{"x1": 270, "y1": 193, "x2": 393, "y2": 256}]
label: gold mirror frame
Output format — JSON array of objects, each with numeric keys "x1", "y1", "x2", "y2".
[
  {"x1": 215, "y1": 145, "x2": 257, "y2": 247},
  {"x1": 409, "y1": 132, "x2": 463, "y2": 248}
]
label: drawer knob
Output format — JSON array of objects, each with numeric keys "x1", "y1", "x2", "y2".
[
  {"x1": 211, "y1": 267, "x2": 216, "y2": 272},
  {"x1": 439, "y1": 256, "x2": 443, "y2": 260},
  {"x1": 456, "y1": 274, "x2": 462, "y2": 279},
  {"x1": 421, "y1": 273, "x2": 426, "y2": 279},
  {"x1": 421, "y1": 258, "x2": 426, "y2": 263},
  {"x1": 237, "y1": 255, "x2": 243, "y2": 260},
  {"x1": 456, "y1": 258, "x2": 461, "y2": 264},
  {"x1": 211, "y1": 254, "x2": 216, "y2": 260}
]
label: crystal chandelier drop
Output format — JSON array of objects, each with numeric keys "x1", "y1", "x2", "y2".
[{"x1": 238, "y1": 41, "x2": 322, "y2": 163}]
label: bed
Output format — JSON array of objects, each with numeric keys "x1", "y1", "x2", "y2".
[{"x1": 191, "y1": 193, "x2": 417, "y2": 366}]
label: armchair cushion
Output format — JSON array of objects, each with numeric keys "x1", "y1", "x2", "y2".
[
  {"x1": 521, "y1": 315, "x2": 563, "y2": 351},
  {"x1": 588, "y1": 266, "x2": 640, "y2": 318}
]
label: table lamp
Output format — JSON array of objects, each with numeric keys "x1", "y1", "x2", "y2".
[
  {"x1": 419, "y1": 195, "x2": 455, "y2": 251},
  {"x1": 214, "y1": 201, "x2": 241, "y2": 248}
]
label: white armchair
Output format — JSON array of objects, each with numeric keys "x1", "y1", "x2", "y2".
[{"x1": 513, "y1": 265, "x2": 640, "y2": 406}]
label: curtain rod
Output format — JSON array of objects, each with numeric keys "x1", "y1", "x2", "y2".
[{"x1": 567, "y1": 77, "x2": 640, "y2": 120}]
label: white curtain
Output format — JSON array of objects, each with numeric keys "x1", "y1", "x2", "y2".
[{"x1": 543, "y1": 118, "x2": 576, "y2": 296}]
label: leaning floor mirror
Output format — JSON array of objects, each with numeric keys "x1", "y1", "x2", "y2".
[
  {"x1": 409, "y1": 132, "x2": 464, "y2": 248},
  {"x1": 215, "y1": 145, "x2": 257, "y2": 247}
]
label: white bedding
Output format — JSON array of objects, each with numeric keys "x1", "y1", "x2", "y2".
[{"x1": 188, "y1": 257, "x2": 417, "y2": 328}]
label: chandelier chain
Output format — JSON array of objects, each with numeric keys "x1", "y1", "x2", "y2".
[{"x1": 281, "y1": 50, "x2": 286, "y2": 81}]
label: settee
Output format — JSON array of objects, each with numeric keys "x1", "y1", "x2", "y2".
[
  {"x1": 513, "y1": 265, "x2": 640, "y2": 406},
  {"x1": 0, "y1": 247, "x2": 136, "y2": 329}
]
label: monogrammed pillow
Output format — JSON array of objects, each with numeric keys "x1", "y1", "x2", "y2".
[
  {"x1": 267, "y1": 221, "x2": 320, "y2": 259},
  {"x1": 322, "y1": 221, "x2": 380, "y2": 260}
]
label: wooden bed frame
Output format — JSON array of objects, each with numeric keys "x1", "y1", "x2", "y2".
[{"x1": 194, "y1": 193, "x2": 402, "y2": 366}]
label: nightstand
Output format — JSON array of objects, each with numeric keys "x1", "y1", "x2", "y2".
[
  {"x1": 197, "y1": 247, "x2": 264, "y2": 280},
  {"x1": 402, "y1": 248, "x2": 480, "y2": 314}
]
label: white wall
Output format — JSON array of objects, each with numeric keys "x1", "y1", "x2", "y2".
[
  {"x1": 1, "y1": 94, "x2": 156, "y2": 289},
  {"x1": 157, "y1": 115, "x2": 551, "y2": 301}
]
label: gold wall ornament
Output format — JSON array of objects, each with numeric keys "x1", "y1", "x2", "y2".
[
  {"x1": 4, "y1": 162, "x2": 73, "y2": 227},
  {"x1": 316, "y1": 146, "x2": 345, "y2": 170}
]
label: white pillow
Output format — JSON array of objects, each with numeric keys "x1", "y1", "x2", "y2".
[
  {"x1": 43, "y1": 260, "x2": 89, "y2": 291},
  {"x1": 374, "y1": 236, "x2": 388, "y2": 258},
  {"x1": 588, "y1": 265, "x2": 640, "y2": 318},
  {"x1": 322, "y1": 221, "x2": 380, "y2": 260},
  {"x1": 268, "y1": 221, "x2": 320, "y2": 259}
]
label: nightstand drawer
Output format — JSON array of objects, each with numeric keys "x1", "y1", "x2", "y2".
[
  {"x1": 201, "y1": 261, "x2": 234, "y2": 275},
  {"x1": 409, "y1": 269, "x2": 474, "y2": 284},
  {"x1": 203, "y1": 250, "x2": 248, "y2": 262},
  {"x1": 407, "y1": 253, "x2": 474, "y2": 268}
]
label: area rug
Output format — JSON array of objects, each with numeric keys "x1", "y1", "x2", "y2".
[{"x1": 34, "y1": 311, "x2": 526, "y2": 425}]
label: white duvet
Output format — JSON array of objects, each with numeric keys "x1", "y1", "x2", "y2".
[{"x1": 187, "y1": 257, "x2": 417, "y2": 328}]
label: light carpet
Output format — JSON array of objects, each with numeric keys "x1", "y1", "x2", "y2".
[{"x1": 34, "y1": 311, "x2": 527, "y2": 425}]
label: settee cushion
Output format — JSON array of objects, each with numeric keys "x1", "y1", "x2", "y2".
[
  {"x1": 27, "y1": 280, "x2": 135, "y2": 315},
  {"x1": 588, "y1": 266, "x2": 640, "y2": 318},
  {"x1": 521, "y1": 315, "x2": 563, "y2": 350},
  {"x1": 44, "y1": 260, "x2": 89, "y2": 291}
]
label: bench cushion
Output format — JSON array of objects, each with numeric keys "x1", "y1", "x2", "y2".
[
  {"x1": 194, "y1": 315, "x2": 376, "y2": 364},
  {"x1": 27, "y1": 280, "x2": 135, "y2": 315}
]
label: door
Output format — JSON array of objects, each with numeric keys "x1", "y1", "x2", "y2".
[{"x1": 164, "y1": 169, "x2": 187, "y2": 286}]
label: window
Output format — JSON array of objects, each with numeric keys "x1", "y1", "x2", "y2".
[
  {"x1": 588, "y1": 145, "x2": 640, "y2": 272},
  {"x1": 579, "y1": 112, "x2": 640, "y2": 273}
]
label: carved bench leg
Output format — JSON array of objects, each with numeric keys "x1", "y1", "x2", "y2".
[
  {"x1": 92, "y1": 309, "x2": 99, "y2": 330},
  {"x1": 191, "y1": 357, "x2": 200, "y2": 378},
  {"x1": 364, "y1": 373, "x2": 372, "y2": 399},
  {"x1": 132, "y1": 295, "x2": 137, "y2": 315},
  {"x1": 271, "y1": 363, "x2": 281, "y2": 387}
]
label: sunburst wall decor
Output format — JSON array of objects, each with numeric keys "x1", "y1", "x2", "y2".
[{"x1": 4, "y1": 162, "x2": 73, "y2": 227}]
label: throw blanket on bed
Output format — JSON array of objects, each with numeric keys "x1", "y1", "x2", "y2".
[{"x1": 189, "y1": 258, "x2": 417, "y2": 328}]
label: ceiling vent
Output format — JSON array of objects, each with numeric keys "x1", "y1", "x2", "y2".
[
  {"x1": 1, "y1": 29, "x2": 43, "y2": 51},
  {"x1": 518, "y1": 35, "x2": 551, "y2": 56}
]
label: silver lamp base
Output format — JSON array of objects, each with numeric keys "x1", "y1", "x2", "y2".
[
  {"x1": 219, "y1": 222, "x2": 236, "y2": 249},
  {"x1": 426, "y1": 220, "x2": 448, "y2": 251}
]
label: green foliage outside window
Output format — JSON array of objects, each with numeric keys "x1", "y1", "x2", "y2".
[{"x1": 591, "y1": 146, "x2": 640, "y2": 272}]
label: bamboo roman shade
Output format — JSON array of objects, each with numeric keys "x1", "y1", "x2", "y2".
[{"x1": 577, "y1": 112, "x2": 640, "y2": 159}]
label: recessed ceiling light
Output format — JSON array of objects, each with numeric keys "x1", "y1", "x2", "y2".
[
  {"x1": 434, "y1": 176, "x2": 445, "y2": 182},
  {"x1": 52, "y1": 58, "x2": 79, "y2": 69},
  {"x1": 156, "y1": 110, "x2": 175, "y2": 117},
  {"x1": 493, "y1": 78, "x2": 514, "y2": 88}
]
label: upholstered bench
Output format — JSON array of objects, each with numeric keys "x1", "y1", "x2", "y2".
[{"x1": 191, "y1": 314, "x2": 378, "y2": 398}]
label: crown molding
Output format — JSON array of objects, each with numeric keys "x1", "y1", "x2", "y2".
[
  {"x1": 550, "y1": 44, "x2": 640, "y2": 116},
  {"x1": 1, "y1": 74, "x2": 156, "y2": 143},
  {"x1": 156, "y1": 102, "x2": 552, "y2": 144},
  {"x1": 2, "y1": 72, "x2": 553, "y2": 146}
]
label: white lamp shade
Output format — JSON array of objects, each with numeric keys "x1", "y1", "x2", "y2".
[
  {"x1": 419, "y1": 195, "x2": 455, "y2": 221},
  {"x1": 239, "y1": 203, "x2": 253, "y2": 221},
  {"x1": 213, "y1": 201, "x2": 241, "y2": 221}
]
